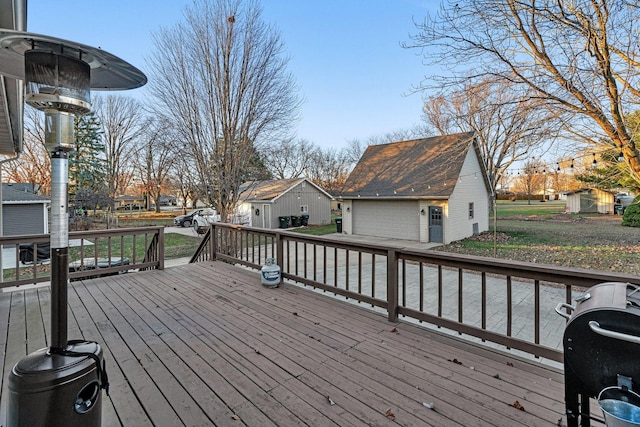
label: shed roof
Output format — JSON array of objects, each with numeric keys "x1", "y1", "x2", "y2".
[
  {"x1": 563, "y1": 188, "x2": 616, "y2": 196},
  {"x1": 339, "y1": 132, "x2": 487, "y2": 199},
  {"x1": 240, "y1": 178, "x2": 333, "y2": 202}
]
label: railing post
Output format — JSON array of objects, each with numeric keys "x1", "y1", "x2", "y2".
[
  {"x1": 158, "y1": 226, "x2": 165, "y2": 270},
  {"x1": 210, "y1": 224, "x2": 217, "y2": 261},
  {"x1": 387, "y1": 249, "x2": 399, "y2": 322},
  {"x1": 276, "y1": 232, "x2": 284, "y2": 285}
]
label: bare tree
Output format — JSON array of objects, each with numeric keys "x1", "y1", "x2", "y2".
[
  {"x1": 92, "y1": 94, "x2": 147, "y2": 200},
  {"x1": 409, "y1": 0, "x2": 640, "y2": 185},
  {"x1": 262, "y1": 137, "x2": 314, "y2": 179},
  {"x1": 307, "y1": 147, "x2": 351, "y2": 194},
  {"x1": 147, "y1": 0, "x2": 300, "y2": 221},
  {"x1": 169, "y1": 155, "x2": 201, "y2": 211},
  {"x1": 423, "y1": 79, "x2": 559, "y2": 193},
  {"x1": 132, "y1": 121, "x2": 178, "y2": 212},
  {"x1": 4, "y1": 106, "x2": 50, "y2": 193},
  {"x1": 512, "y1": 160, "x2": 548, "y2": 204}
]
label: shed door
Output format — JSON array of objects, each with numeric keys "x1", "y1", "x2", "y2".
[
  {"x1": 262, "y1": 204, "x2": 271, "y2": 228},
  {"x1": 352, "y1": 200, "x2": 419, "y2": 240},
  {"x1": 428, "y1": 206, "x2": 443, "y2": 243},
  {"x1": 580, "y1": 194, "x2": 597, "y2": 213}
]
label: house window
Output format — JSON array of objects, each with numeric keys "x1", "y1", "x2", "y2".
[
  {"x1": 300, "y1": 205, "x2": 309, "y2": 213},
  {"x1": 468, "y1": 202, "x2": 474, "y2": 219}
]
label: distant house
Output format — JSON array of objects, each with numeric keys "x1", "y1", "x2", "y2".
[
  {"x1": 338, "y1": 132, "x2": 492, "y2": 245},
  {"x1": 2, "y1": 183, "x2": 49, "y2": 236},
  {"x1": 114, "y1": 195, "x2": 145, "y2": 211},
  {"x1": 238, "y1": 178, "x2": 333, "y2": 228},
  {"x1": 564, "y1": 188, "x2": 615, "y2": 214}
]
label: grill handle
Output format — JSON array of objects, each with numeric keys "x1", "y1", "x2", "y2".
[
  {"x1": 555, "y1": 303, "x2": 575, "y2": 320},
  {"x1": 589, "y1": 321, "x2": 640, "y2": 345}
]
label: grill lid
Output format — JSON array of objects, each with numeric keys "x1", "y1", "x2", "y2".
[{"x1": 563, "y1": 282, "x2": 640, "y2": 397}]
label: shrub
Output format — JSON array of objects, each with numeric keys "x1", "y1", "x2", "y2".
[{"x1": 622, "y1": 198, "x2": 640, "y2": 227}]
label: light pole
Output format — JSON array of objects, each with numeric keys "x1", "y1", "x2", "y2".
[{"x1": 0, "y1": 27, "x2": 145, "y2": 426}]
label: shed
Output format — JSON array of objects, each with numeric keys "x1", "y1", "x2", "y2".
[
  {"x1": 238, "y1": 178, "x2": 333, "y2": 229},
  {"x1": 338, "y1": 133, "x2": 492, "y2": 245},
  {"x1": 2, "y1": 183, "x2": 49, "y2": 236},
  {"x1": 564, "y1": 188, "x2": 615, "y2": 214}
]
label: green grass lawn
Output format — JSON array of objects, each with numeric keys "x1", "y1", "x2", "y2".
[
  {"x1": 292, "y1": 222, "x2": 338, "y2": 235},
  {"x1": 440, "y1": 200, "x2": 640, "y2": 274},
  {"x1": 493, "y1": 199, "x2": 566, "y2": 217}
]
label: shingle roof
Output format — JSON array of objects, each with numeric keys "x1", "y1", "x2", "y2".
[
  {"x1": 2, "y1": 183, "x2": 49, "y2": 203},
  {"x1": 340, "y1": 132, "x2": 480, "y2": 199},
  {"x1": 239, "y1": 178, "x2": 306, "y2": 201},
  {"x1": 240, "y1": 178, "x2": 333, "y2": 202}
]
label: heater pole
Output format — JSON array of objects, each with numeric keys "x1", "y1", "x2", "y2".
[{"x1": 49, "y1": 147, "x2": 69, "y2": 350}]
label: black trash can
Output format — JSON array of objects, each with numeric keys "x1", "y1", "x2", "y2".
[
  {"x1": 278, "y1": 216, "x2": 290, "y2": 228},
  {"x1": 8, "y1": 341, "x2": 106, "y2": 427},
  {"x1": 301, "y1": 214, "x2": 309, "y2": 226},
  {"x1": 335, "y1": 217, "x2": 343, "y2": 233},
  {"x1": 290, "y1": 215, "x2": 301, "y2": 227}
]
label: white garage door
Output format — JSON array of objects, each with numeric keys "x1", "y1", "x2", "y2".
[{"x1": 352, "y1": 200, "x2": 420, "y2": 240}]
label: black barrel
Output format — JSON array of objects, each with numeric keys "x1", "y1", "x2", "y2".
[{"x1": 8, "y1": 341, "x2": 105, "y2": 427}]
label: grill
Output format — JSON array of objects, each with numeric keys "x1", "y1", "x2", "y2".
[{"x1": 557, "y1": 282, "x2": 640, "y2": 426}]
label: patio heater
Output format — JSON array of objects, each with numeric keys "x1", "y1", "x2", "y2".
[{"x1": 0, "y1": 29, "x2": 145, "y2": 426}]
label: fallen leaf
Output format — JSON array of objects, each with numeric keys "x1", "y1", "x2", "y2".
[
  {"x1": 231, "y1": 414, "x2": 240, "y2": 421},
  {"x1": 448, "y1": 358, "x2": 463, "y2": 365},
  {"x1": 506, "y1": 362, "x2": 514, "y2": 367},
  {"x1": 385, "y1": 408, "x2": 396, "y2": 420},
  {"x1": 422, "y1": 402, "x2": 435, "y2": 409},
  {"x1": 511, "y1": 400, "x2": 526, "y2": 411},
  {"x1": 493, "y1": 374, "x2": 501, "y2": 380},
  {"x1": 293, "y1": 312, "x2": 298, "y2": 316},
  {"x1": 391, "y1": 327, "x2": 399, "y2": 333},
  {"x1": 327, "y1": 396, "x2": 336, "y2": 406}
]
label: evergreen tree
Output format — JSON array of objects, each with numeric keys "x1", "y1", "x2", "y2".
[{"x1": 70, "y1": 111, "x2": 108, "y2": 207}]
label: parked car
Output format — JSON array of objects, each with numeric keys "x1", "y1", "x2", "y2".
[
  {"x1": 174, "y1": 209, "x2": 204, "y2": 227},
  {"x1": 192, "y1": 208, "x2": 221, "y2": 233}
]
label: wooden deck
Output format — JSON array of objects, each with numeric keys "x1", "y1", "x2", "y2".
[{"x1": 1, "y1": 261, "x2": 568, "y2": 426}]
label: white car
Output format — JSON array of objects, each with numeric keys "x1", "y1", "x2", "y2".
[{"x1": 192, "y1": 208, "x2": 221, "y2": 233}]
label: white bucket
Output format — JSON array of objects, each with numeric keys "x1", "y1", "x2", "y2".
[{"x1": 599, "y1": 387, "x2": 640, "y2": 427}]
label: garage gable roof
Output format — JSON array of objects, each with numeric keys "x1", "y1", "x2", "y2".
[
  {"x1": 340, "y1": 132, "x2": 484, "y2": 199},
  {"x1": 240, "y1": 178, "x2": 333, "y2": 202},
  {"x1": 3, "y1": 183, "x2": 49, "y2": 203}
]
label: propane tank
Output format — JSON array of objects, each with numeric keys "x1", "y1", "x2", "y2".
[{"x1": 261, "y1": 258, "x2": 281, "y2": 288}]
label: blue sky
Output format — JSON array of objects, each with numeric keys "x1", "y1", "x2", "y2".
[{"x1": 27, "y1": 0, "x2": 436, "y2": 149}]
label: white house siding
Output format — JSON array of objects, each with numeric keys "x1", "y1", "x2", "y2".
[
  {"x1": 447, "y1": 149, "x2": 490, "y2": 244},
  {"x1": 352, "y1": 200, "x2": 420, "y2": 240}
]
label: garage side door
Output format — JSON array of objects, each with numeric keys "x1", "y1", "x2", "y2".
[{"x1": 352, "y1": 200, "x2": 419, "y2": 240}]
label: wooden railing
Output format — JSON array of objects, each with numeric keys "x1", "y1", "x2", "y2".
[
  {"x1": 0, "y1": 226, "x2": 164, "y2": 289},
  {"x1": 193, "y1": 223, "x2": 640, "y2": 362}
]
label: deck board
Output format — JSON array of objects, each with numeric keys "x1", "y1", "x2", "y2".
[{"x1": 1, "y1": 261, "x2": 568, "y2": 426}]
